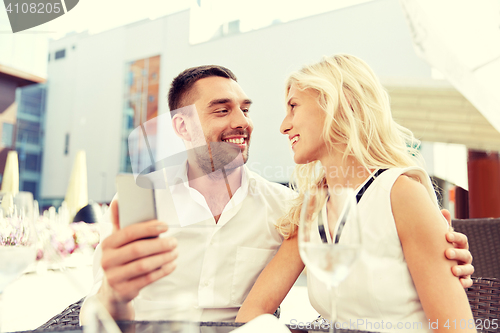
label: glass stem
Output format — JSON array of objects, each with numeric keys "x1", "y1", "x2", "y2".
[{"x1": 329, "y1": 284, "x2": 338, "y2": 333}]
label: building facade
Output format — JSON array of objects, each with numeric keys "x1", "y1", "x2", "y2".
[
  {"x1": 0, "y1": 65, "x2": 44, "y2": 194},
  {"x1": 15, "y1": 84, "x2": 46, "y2": 200},
  {"x1": 41, "y1": 0, "x2": 499, "y2": 216}
]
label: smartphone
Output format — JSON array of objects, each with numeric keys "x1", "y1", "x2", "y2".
[{"x1": 116, "y1": 173, "x2": 157, "y2": 228}]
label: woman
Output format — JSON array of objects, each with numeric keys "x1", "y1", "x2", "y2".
[{"x1": 236, "y1": 54, "x2": 475, "y2": 332}]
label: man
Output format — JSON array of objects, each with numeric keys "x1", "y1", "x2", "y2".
[{"x1": 81, "y1": 65, "x2": 473, "y2": 323}]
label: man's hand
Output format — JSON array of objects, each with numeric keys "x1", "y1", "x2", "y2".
[
  {"x1": 441, "y1": 209, "x2": 474, "y2": 288},
  {"x1": 98, "y1": 199, "x2": 178, "y2": 320}
]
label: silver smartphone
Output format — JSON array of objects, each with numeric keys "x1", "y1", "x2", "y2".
[{"x1": 116, "y1": 173, "x2": 157, "y2": 228}]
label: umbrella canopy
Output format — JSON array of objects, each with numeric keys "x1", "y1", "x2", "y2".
[
  {"x1": 1, "y1": 150, "x2": 19, "y2": 195},
  {"x1": 400, "y1": 0, "x2": 500, "y2": 133},
  {"x1": 64, "y1": 150, "x2": 88, "y2": 222}
]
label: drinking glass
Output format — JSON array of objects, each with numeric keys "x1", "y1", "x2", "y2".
[
  {"x1": 0, "y1": 192, "x2": 37, "y2": 331},
  {"x1": 298, "y1": 187, "x2": 361, "y2": 332}
]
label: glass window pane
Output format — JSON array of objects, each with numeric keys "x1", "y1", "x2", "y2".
[{"x1": 2, "y1": 123, "x2": 14, "y2": 147}]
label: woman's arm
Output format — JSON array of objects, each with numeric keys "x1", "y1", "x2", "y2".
[
  {"x1": 236, "y1": 235, "x2": 305, "y2": 322},
  {"x1": 391, "y1": 176, "x2": 476, "y2": 333}
]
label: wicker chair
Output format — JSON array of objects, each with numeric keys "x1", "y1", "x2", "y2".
[
  {"x1": 36, "y1": 297, "x2": 83, "y2": 330},
  {"x1": 465, "y1": 277, "x2": 500, "y2": 333},
  {"x1": 35, "y1": 298, "x2": 280, "y2": 330},
  {"x1": 452, "y1": 218, "x2": 500, "y2": 278}
]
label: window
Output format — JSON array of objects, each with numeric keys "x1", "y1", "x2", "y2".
[
  {"x1": 19, "y1": 95, "x2": 43, "y2": 116},
  {"x1": 55, "y1": 49, "x2": 66, "y2": 60},
  {"x1": 22, "y1": 181, "x2": 37, "y2": 196},
  {"x1": 16, "y1": 120, "x2": 40, "y2": 144},
  {"x1": 64, "y1": 133, "x2": 70, "y2": 155},
  {"x1": 17, "y1": 85, "x2": 45, "y2": 118},
  {"x1": 227, "y1": 20, "x2": 240, "y2": 34},
  {"x1": 25, "y1": 153, "x2": 39, "y2": 171},
  {"x1": 121, "y1": 55, "x2": 161, "y2": 173},
  {"x1": 2, "y1": 123, "x2": 14, "y2": 147}
]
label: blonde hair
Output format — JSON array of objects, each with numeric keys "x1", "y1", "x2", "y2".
[{"x1": 277, "y1": 54, "x2": 422, "y2": 239}]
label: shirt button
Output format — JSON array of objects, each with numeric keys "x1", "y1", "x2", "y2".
[{"x1": 204, "y1": 280, "x2": 210, "y2": 287}]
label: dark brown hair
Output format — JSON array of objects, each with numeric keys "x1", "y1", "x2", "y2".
[{"x1": 168, "y1": 65, "x2": 237, "y2": 112}]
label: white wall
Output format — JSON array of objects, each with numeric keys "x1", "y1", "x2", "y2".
[
  {"x1": 432, "y1": 142, "x2": 468, "y2": 190},
  {"x1": 420, "y1": 141, "x2": 468, "y2": 189},
  {"x1": 43, "y1": 33, "x2": 81, "y2": 198},
  {"x1": 43, "y1": 0, "x2": 434, "y2": 202}
]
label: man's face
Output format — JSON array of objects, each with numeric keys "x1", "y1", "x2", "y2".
[{"x1": 187, "y1": 76, "x2": 254, "y2": 174}]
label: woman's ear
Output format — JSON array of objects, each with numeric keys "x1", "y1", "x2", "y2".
[{"x1": 172, "y1": 114, "x2": 191, "y2": 141}]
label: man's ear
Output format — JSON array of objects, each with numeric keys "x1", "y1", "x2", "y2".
[{"x1": 172, "y1": 114, "x2": 191, "y2": 141}]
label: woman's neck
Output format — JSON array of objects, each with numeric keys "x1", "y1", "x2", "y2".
[{"x1": 321, "y1": 154, "x2": 372, "y2": 190}]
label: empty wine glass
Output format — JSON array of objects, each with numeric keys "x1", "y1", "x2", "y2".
[
  {"x1": 298, "y1": 186, "x2": 361, "y2": 332},
  {"x1": 0, "y1": 192, "x2": 37, "y2": 332}
]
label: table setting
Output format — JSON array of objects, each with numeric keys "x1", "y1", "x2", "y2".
[{"x1": 0, "y1": 191, "x2": 103, "y2": 332}]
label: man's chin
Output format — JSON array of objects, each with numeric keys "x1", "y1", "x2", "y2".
[{"x1": 241, "y1": 151, "x2": 249, "y2": 164}]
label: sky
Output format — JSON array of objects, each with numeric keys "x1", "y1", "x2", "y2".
[
  {"x1": 0, "y1": 0, "x2": 372, "y2": 77},
  {"x1": 0, "y1": 0, "x2": 194, "y2": 76}
]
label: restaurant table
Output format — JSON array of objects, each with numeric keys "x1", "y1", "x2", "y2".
[
  {"x1": 19, "y1": 321, "x2": 378, "y2": 333},
  {"x1": 1, "y1": 264, "x2": 94, "y2": 332},
  {"x1": 2, "y1": 269, "x2": 318, "y2": 332}
]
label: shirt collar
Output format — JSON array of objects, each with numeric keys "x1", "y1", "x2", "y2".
[
  {"x1": 172, "y1": 160, "x2": 255, "y2": 194},
  {"x1": 172, "y1": 160, "x2": 189, "y2": 186}
]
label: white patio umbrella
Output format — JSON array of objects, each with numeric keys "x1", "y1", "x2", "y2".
[
  {"x1": 1, "y1": 150, "x2": 19, "y2": 195},
  {"x1": 0, "y1": 150, "x2": 19, "y2": 212},
  {"x1": 400, "y1": 0, "x2": 500, "y2": 132},
  {"x1": 64, "y1": 150, "x2": 88, "y2": 222}
]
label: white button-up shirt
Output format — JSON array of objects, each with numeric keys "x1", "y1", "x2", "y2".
[{"x1": 85, "y1": 164, "x2": 295, "y2": 322}]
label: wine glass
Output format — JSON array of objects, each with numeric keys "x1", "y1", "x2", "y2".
[
  {"x1": 0, "y1": 192, "x2": 37, "y2": 332},
  {"x1": 298, "y1": 186, "x2": 361, "y2": 332}
]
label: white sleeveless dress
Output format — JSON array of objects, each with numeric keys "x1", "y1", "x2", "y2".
[{"x1": 307, "y1": 167, "x2": 447, "y2": 333}]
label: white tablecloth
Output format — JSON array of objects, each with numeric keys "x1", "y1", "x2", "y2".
[
  {"x1": 1, "y1": 265, "x2": 93, "y2": 332},
  {"x1": 1, "y1": 266, "x2": 317, "y2": 332}
]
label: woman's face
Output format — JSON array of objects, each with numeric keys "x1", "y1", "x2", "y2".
[{"x1": 280, "y1": 84, "x2": 329, "y2": 164}]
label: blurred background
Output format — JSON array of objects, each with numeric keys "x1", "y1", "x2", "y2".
[
  {"x1": 0, "y1": 0, "x2": 499, "y2": 330},
  {"x1": 0, "y1": 0, "x2": 500, "y2": 218},
  {"x1": 1, "y1": 0, "x2": 499, "y2": 219}
]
